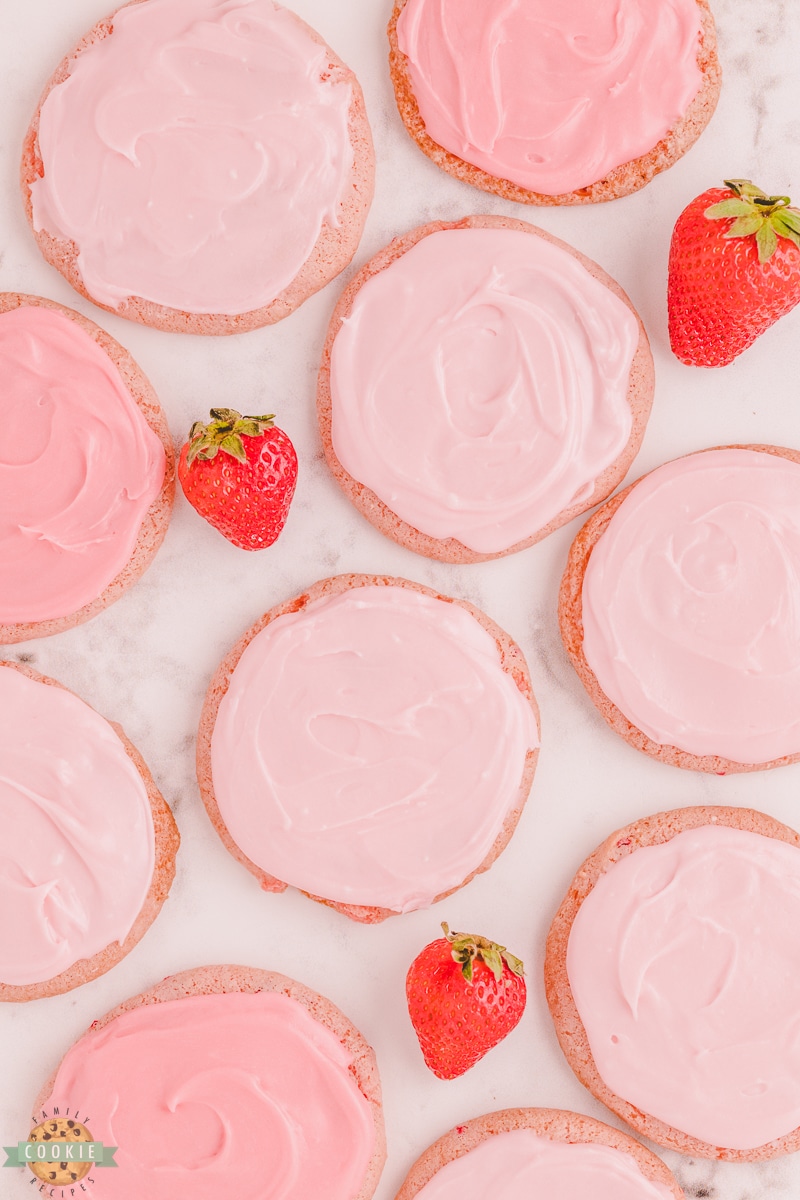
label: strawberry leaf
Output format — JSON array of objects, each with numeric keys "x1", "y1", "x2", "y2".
[
  {"x1": 183, "y1": 408, "x2": 281, "y2": 466},
  {"x1": 756, "y1": 221, "x2": 779, "y2": 263},
  {"x1": 502, "y1": 951, "x2": 525, "y2": 978},
  {"x1": 238, "y1": 417, "x2": 275, "y2": 437},
  {"x1": 705, "y1": 199, "x2": 755, "y2": 220},
  {"x1": 774, "y1": 209, "x2": 800, "y2": 234},
  {"x1": 188, "y1": 440, "x2": 220, "y2": 464},
  {"x1": 772, "y1": 217, "x2": 800, "y2": 250},
  {"x1": 480, "y1": 946, "x2": 504, "y2": 982},
  {"x1": 703, "y1": 181, "x2": 800, "y2": 260},
  {"x1": 723, "y1": 215, "x2": 763, "y2": 239},
  {"x1": 220, "y1": 432, "x2": 247, "y2": 461},
  {"x1": 442, "y1": 922, "x2": 525, "y2": 984},
  {"x1": 723, "y1": 179, "x2": 767, "y2": 200}
]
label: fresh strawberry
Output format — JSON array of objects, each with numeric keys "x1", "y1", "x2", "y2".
[
  {"x1": 178, "y1": 408, "x2": 297, "y2": 550},
  {"x1": 406, "y1": 922, "x2": 526, "y2": 1080},
  {"x1": 668, "y1": 178, "x2": 800, "y2": 367}
]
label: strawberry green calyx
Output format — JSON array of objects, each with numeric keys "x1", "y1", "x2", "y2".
[
  {"x1": 705, "y1": 179, "x2": 800, "y2": 263},
  {"x1": 185, "y1": 408, "x2": 276, "y2": 466},
  {"x1": 441, "y1": 922, "x2": 525, "y2": 984}
]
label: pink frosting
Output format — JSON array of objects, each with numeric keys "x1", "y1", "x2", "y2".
[
  {"x1": 396, "y1": 0, "x2": 704, "y2": 196},
  {"x1": 30, "y1": 0, "x2": 356, "y2": 314},
  {"x1": 412, "y1": 1128, "x2": 674, "y2": 1200},
  {"x1": 330, "y1": 228, "x2": 638, "y2": 555},
  {"x1": 41, "y1": 990, "x2": 376, "y2": 1199},
  {"x1": 581, "y1": 448, "x2": 800, "y2": 764},
  {"x1": 210, "y1": 585, "x2": 538, "y2": 911},
  {"x1": 567, "y1": 823, "x2": 800, "y2": 1149},
  {"x1": 0, "y1": 667, "x2": 154, "y2": 986},
  {"x1": 0, "y1": 306, "x2": 165, "y2": 624}
]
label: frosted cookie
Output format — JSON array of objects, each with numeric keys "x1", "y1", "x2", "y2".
[
  {"x1": 389, "y1": 0, "x2": 721, "y2": 205},
  {"x1": 197, "y1": 574, "x2": 539, "y2": 921},
  {"x1": 394, "y1": 1107, "x2": 683, "y2": 1200},
  {"x1": 0, "y1": 662, "x2": 179, "y2": 1002},
  {"x1": 318, "y1": 216, "x2": 653, "y2": 563},
  {"x1": 545, "y1": 806, "x2": 800, "y2": 1160},
  {"x1": 0, "y1": 294, "x2": 173, "y2": 643},
  {"x1": 31, "y1": 965, "x2": 386, "y2": 1200},
  {"x1": 22, "y1": 0, "x2": 375, "y2": 334},
  {"x1": 560, "y1": 445, "x2": 800, "y2": 772}
]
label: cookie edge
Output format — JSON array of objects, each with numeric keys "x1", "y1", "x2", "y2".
[
  {"x1": 394, "y1": 1106, "x2": 684, "y2": 1199},
  {"x1": 31, "y1": 962, "x2": 387, "y2": 1200},
  {"x1": 558, "y1": 443, "x2": 800, "y2": 773},
  {"x1": 196, "y1": 572, "x2": 539, "y2": 922},
  {"x1": 20, "y1": 0, "x2": 376, "y2": 334},
  {"x1": 387, "y1": 0, "x2": 721, "y2": 206},
  {"x1": 0, "y1": 292, "x2": 175, "y2": 643},
  {"x1": 544, "y1": 804, "x2": 800, "y2": 1160},
  {"x1": 317, "y1": 214, "x2": 654, "y2": 563},
  {"x1": 0, "y1": 660, "x2": 180, "y2": 1002}
]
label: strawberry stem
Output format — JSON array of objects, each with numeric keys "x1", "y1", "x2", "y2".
[
  {"x1": 185, "y1": 409, "x2": 276, "y2": 465},
  {"x1": 705, "y1": 179, "x2": 800, "y2": 263},
  {"x1": 441, "y1": 922, "x2": 525, "y2": 984}
]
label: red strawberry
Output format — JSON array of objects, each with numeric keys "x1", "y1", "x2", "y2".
[
  {"x1": 668, "y1": 178, "x2": 800, "y2": 367},
  {"x1": 178, "y1": 408, "x2": 297, "y2": 550},
  {"x1": 406, "y1": 922, "x2": 526, "y2": 1079}
]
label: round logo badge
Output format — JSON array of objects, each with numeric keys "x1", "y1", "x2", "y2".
[{"x1": 27, "y1": 1118, "x2": 93, "y2": 1185}]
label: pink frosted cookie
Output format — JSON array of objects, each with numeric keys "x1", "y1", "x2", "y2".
[
  {"x1": 0, "y1": 662, "x2": 179, "y2": 1002},
  {"x1": 197, "y1": 574, "x2": 539, "y2": 922},
  {"x1": 31, "y1": 964, "x2": 386, "y2": 1199},
  {"x1": 545, "y1": 806, "x2": 800, "y2": 1159},
  {"x1": 560, "y1": 445, "x2": 800, "y2": 772},
  {"x1": 22, "y1": 0, "x2": 374, "y2": 334},
  {"x1": 395, "y1": 1107, "x2": 683, "y2": 1200},
  {"x1": 0, "y1": 293, "x2": 173, "y2": 643},
  {"x1": 318, "y1": 216, "x2": 653, "y2": 563},
  {"x1": 389, "y1": 0, "x2": 720, "y2": 205}
]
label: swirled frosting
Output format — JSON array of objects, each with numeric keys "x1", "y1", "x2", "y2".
[
  {"x1": 329, "y1": 227, "x2": 639, "y2": 555},
  {"x1": 581, "y1": 448, "x2": 800, "y2": 763},
  {"x1": 42, "y1": 990, "x2": 376, "y2": 1200},
  {"x1": 412, "y1": 1128, "x2": 674, "y2": 1200},
  {"x1": 567, "y1": 823, "x2": 800, "y2": 1149},
  {"x1": 0, "y1": 667, "x2": 154, "y2": 986},
  {"x1": 0, "y1": 305, "x2": 166, "y2": 624},
  {"x1": 396, "y1": 0, "x2": 704, "y2": 196},
  {"x1": 410, "y1": 1128, "x2": 671, "y2": 1195},
  {"x1": 210, "y1": 585, "x2": 538, "y2": 911},
  {"x1": 30, "y1": 0, "x2": 356, "y2": 314}
]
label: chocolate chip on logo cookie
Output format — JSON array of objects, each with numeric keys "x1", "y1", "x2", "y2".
[{"x1": 28, "y1": 1118, "x2": 93, "y2": 1185}]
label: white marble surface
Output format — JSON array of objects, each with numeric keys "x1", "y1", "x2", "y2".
[{"x1": 2, "y1": 2, "x2": 800, "y2": 1198}]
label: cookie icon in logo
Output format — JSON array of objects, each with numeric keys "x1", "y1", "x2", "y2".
[{"x1": 28, "y1": 1118, "x2": 93, "y2": 1185}]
